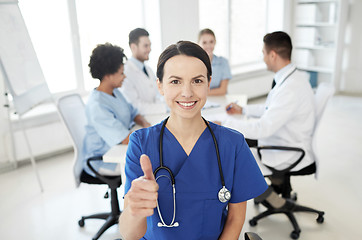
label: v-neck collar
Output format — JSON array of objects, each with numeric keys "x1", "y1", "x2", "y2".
[{"x1": 164, "y1": 126, "x2": 208, "y2": 157}]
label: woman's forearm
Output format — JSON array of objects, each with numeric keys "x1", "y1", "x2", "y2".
[
  {"x1": 218, "y1": 201, "x2": 246, "y2": 240},
  {"x1": 209, "y1": 79, "x2": 229, "y2": 96},
  {"x1": 119, "y1": 198, "x2": 147, "y2": 240},
  {"x1": 134, "y1": 114, "x2": 151, "y2": 128}
]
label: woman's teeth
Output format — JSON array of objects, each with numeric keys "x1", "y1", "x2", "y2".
[{"x1": 179, "y1": 102, "x2": 195, "y2": 107}]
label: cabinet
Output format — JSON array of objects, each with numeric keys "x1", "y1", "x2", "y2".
[{"x1": 291, "y1": 0, "x2": 348, "y2": 89}]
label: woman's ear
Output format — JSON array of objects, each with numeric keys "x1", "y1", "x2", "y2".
[{"x1": 157, "y1": 78, "x2": 164, "y2": 95}]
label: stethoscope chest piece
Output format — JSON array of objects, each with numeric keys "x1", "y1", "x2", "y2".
[{"x1": 218, "y1": 186, "x2": 231, "y2": 203}]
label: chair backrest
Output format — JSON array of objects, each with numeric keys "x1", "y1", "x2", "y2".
[
  {"x1": 314, "y1": 82, "x2": 335, "y2": 127},
  {"x1": 312, "y1": 82, "x2": 335, "y2": 177},
  {"x1": 57, "y1": 94, "x2": 87, "y2": 187}
]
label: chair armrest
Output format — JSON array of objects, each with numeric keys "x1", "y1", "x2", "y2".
[
  {"x1": 245, "y1": 232, "x2": 263, "y2": 240},
  {"x1": 86, "y1": 157, "x2": 118, "y2": 185},
  {"x1": 256, "y1": 145, "x2": 305, "y2": 173}
]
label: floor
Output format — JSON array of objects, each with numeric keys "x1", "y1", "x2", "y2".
[{"x1": 0, "y1": 94, "x2": 361, "y2": 240}]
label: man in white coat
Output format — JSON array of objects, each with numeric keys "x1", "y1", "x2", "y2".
[
  {"x1": 222, "y1": 31, "x2": 316, "y2": 192},
  {"x1": 120, "y1": 28, "x2": 166, "y2": 115}
]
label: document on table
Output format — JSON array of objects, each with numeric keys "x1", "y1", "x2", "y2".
[{"x1": 203, "y1": 100, "x2": 221, "y2": 109}]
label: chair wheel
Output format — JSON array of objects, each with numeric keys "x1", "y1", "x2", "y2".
[
  {"x1": 290, "y1": 230, "x2": 300, "y2": 239},
  {"x1": 249, "y1": 219, "x2": 257, "y2": 226},
  {"x1": 78, "y1": 219, "x2": 85, "y2": 227},
  {"x1": 316, "y1": 215, "x2": 324, "y2": 223}
]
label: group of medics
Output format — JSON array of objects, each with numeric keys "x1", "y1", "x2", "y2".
[{"x1": 81, "y1": 27, "x2": 316, "y2": 239}]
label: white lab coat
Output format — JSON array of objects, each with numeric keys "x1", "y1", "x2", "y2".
[
  {"x1": 121, "y1": 61, "x2": 166, "y2": 115},
  {"x1": 223, "y1": 65, "x2": 316, "y2": 173}
]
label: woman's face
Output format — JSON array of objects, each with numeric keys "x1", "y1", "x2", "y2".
[
  {"x1": 157, "y1": 55, "x2": 210, "y2": 121},
  {"x1": 198, "y1": 33, "x2": 216, "y2": 57},
  {"x1": 109, "y1": 65, "x2": 126, "y2": 88}
]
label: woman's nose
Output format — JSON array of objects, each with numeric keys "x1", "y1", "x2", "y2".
[{"x1": 181, "y1": 84, "x2": 193, "y2": 98}]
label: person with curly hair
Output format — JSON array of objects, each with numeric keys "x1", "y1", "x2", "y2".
[{"x1": 82, "y1": 43, "x2": 150, "y2": 177}]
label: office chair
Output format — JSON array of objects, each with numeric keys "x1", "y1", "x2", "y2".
[
  {"x1": 57, "y1": 94, "x2": 122, "y2": 240},
  {"x1": 249, "y1": 82, "x2": 335, "y2": 239},
  {"x1": 245, "y1": 232, "x2": 263, "y2": 240}
]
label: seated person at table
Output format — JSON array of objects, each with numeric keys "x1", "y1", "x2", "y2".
[
  {"x1": 120, "y1": 28, "x2": 166, "y2": 115},
  {"x1": 198, "y1": 28, "x2": 232, "y2": 96},
  {"x1": 119, "y1": 41, "x2": 268, "y2": 240},
  {"x1": 222, "y1": 31, "x2": 316, "y2": 190},
  {"x1": 83, "y1": 43, "x2": 151, "y2": 177}
]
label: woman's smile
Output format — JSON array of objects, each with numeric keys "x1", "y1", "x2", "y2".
[{"x1": 177, "y1": 101, "x2": 197, "y2": 108}]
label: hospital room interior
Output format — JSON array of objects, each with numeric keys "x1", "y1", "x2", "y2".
[{"x1": 1, "y1": 0, "x2": 361, "y2": 239}]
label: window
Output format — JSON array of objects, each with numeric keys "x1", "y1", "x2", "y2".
[
  {"x1": 199, "y1": 0, "x2": 284, "y2": 72},
  {"x1": 230, "y1": 0, "x2": 267, "y2": 66},
  {"x1": 19, "y1": 0, "x2": 161, "y2": 94},
  {"x1": 76, "y1": 0, "x2": 144, "y2": 91},
  {"x1": 19, "y1": 0, "x2": 77, "y2": 93}
]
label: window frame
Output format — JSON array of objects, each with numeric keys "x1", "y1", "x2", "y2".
[{"x1": 199, "y1": 0, "x2": 285, "y2": 76}]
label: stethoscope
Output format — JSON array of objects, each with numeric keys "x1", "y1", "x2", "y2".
[
  {"x1": 154, "y1": 117, "x2": 231, "y2": 228},
  {"x1": 277, "y1": 67, "x2": 297, "y2": 87},
  {"x1": 266, "y1": 67, "x2": 297, "y2": 110}
]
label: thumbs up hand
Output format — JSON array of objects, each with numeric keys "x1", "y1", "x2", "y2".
[
  {"x1": 125, "y1": 154, "x2": 159, "y2": 217},
  {"x1": 140, "y1": 154, "x2": 156, "y2": 181}
]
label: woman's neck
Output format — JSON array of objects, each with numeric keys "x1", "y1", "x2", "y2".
[
  {"x1": 97, "y1": 82, "x2": 114, "y2": 96},
  {"x1": 166, "y1": 114, "x2": 206, "y2": 140},
  {"x1": 209, "y1": 53, "x2": 213, "y2": 62},
  {"x1": 166, "y1": 114, "x2": 206, "y2": 156}
]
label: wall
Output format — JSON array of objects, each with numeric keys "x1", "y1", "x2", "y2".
[
  {"x1": 159, "y1": 0, "x2": 199, "y2": 49},
  {"x1": 340, "y1": 0, "x2": 362, "y2": 94}
]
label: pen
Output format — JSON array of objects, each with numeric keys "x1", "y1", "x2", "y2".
[{"x1": 226, "y1": 101, "x2": 238, "y2": 111}]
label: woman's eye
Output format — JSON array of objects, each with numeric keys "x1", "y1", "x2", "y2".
[
  {"x1": 171, "y1": 80, "x2": 180, "y2": 84},
  {"x1": 194, "y1": 79, "x2": 203, "y2": 84}
]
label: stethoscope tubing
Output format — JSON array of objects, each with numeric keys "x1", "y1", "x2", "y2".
[
  {"x1": 155, "y1": 116, "x2": 226, "y2": 187},
  {"x1": 154, "y1": 116, "x2": 231, "y2": 227}
]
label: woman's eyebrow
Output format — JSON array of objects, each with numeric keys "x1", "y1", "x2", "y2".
[
  {"x1": 192, "y1": 74, "x2": 206, "y2": 79},
  {"x1": 168, "y1": 75, "x2": 182, "y2": 79}
]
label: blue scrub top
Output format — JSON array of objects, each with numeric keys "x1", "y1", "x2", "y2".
[
  {"x1": 82, "y1": 88, "x2": 138, "y2": 176},
  {"x1": 210, "y1": 55, "x2": 232, "y2": 89},
  {"x1": 124, "y1": 120, "x2": 268, "y2": 240}
]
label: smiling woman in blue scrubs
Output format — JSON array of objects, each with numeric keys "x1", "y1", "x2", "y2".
[{"x1": 119, "y1": 41, "x2": 267, "y2": 239}]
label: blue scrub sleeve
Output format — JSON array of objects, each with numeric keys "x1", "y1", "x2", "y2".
[
  {"x1": 221, "y1": 58, "x2": 232, "y2": 80},
  {"x1": 124, "y1": 131, "x2": 144, "y2": 195},
  {"x1": 127, "y1": 99, "x2": 139, "y2": 120},
  {"x1": 88, "y1": 102, "x2": 130, "y2": 147},
  {"x1": 229, "y1": 139, "x2": 268, "y2": 203}
]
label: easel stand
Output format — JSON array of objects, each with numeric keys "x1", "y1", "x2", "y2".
[
  {"x1": 1, "y1": 65, "x2": 45, "y2": 193},
  {"x1": 1, "y1": 1, "x2": 54, "y2": 193},
  {"x1": 18, "y1": 114, "x2": 44, "y2": 192}
]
